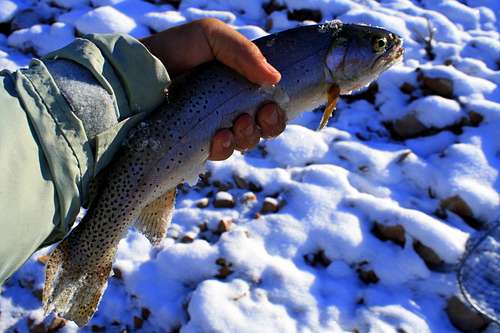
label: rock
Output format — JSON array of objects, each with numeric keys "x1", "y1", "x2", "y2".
[
  {"x1": 112, "y1": 267, "x2": 122, "y2": 280},
  {"x1": 198, "y1": 222, "x2": 208, "y2": 232},
  {"x1": 445, "y1": 296, "x2": 490, "y2": 332},
  {"x1": 440, "y1": 195, "x2": 480, "y2": 229},
  {"x1": 11, "y1": 9, "x2": 43, "y2": 30},
  {"x1": 467, "y1": 111, "x2": 483, "y2": 127},
  {"x1": 212, "y1": 180, "x2": 233, "y2": 191},
  {"x1": 261, "y1": 197, "x2": 279, "y2": 214},
  {"x1": 215, "y1": 258, "x2": 233, "y2": 279},
  {"x1": 217, "y1": 219, "x2": 233, "y2": 234},
  {"x1": 241, "y1": 192, "x2": 257, "y2": 204},
  {"x1": 133, "y1": 316, "x2": 143, "y2": 330},
  {"x1": 400, "y1": 82, "x2": 416, "y2": 94},
  {"x1": 420, "y1": 76, "x2": 454, "y2": 99},
  {"x1": 47, "y1": 317, "x2": 66, "y2": 332},
  {"x1": 32, "y1": 288, "x2": 43, "y2": 301},
  {"x1": 213, "y1": 191, "x2": 235, "y2": 208},
  {"x1": 195, "y1": 197, "x2": 209, "y2": 208},
  {"x1": 180, "y1": 233, "x2": 196, "y2": 243},
  {"x1": 91, "y1": 325, "x2": 106, "y2": 332},
  {"x1": 37, "y1": 255, "x2": 49, "y2": 265},
  {"x1": 29, "y1": 322, "x2": 46, "y2": 333},
  {"x1": 371, "y1": 223, "x2": 406, "y2": 247},
  {"x1": 413, "y1": 240, "x2": 444, "y2": 270},
  {"x1": 304, "y1": 249, "x2": 331, "y2": 267},
  {"x1": 141, "y1": 307, "x2": 151, "y2": 320},
  {"x1": 287, "y1": 8, "x2": 322, "y2": 22},
  {"x1": 356, "y1": 262, "x2": 379, "y2": 284},
  {"x1": 390, "y1": 113, "x2": 429, "y2": 139},
  {"x1": 233, "y1": 174, "x2": 249, "y2": 189}
]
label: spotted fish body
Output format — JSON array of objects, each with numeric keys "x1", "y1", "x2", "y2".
[{"x1": 43, "y1": 22, "x2": 403, "y2": 326}]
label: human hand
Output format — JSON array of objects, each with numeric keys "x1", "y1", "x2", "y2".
[{"x1": 140, "y1": 18, "x2": 287, "y2": 161}]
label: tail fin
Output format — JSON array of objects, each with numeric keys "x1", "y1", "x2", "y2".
[{"x1": 43, "y1": 240, "x2": 112, "y2": 327}]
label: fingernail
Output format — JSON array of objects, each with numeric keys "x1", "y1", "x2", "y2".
[
  {"x1": 222, "y1": 138, "x2": 231, "y2": 148},
  {"x1": 266, "y1": 108, "x2": 279, "y2": 125},
  {"x1": 244, "y1": 123, "x2": 254, "y2": 136},
  {"x1": 265, "y1": 62, "x2": 281, "y2": 80}
]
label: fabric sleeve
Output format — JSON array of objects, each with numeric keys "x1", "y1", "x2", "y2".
[{"x1": 0, "y1": 34, "x2": 170, "y2": 284}]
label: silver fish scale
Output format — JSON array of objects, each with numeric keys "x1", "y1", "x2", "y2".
[{"x1": 459, "y1": 221, "x2": 500, "y2": 324}]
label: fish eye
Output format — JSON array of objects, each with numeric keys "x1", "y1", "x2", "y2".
[{"x1": 372, "y1": 37, "x2": 387, "y2": 53}]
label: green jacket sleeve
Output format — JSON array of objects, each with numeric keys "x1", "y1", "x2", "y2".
[{"x1": 0, "y1": 34, "x2": 170, "y2": 284}]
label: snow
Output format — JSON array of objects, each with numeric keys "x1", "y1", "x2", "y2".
[{"x1": 1, "y1": 0, "x2": 500, "y2": 332}]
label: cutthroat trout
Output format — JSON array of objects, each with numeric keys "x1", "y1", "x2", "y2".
[{"x1": 43, "y1": 21, "x2": 404, "y2": 326}]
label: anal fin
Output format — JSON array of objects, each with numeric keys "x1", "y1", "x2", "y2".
[
  {"x1": 135, "y1": 188, "x2": 176, "y2": 245},
  {"x1": 318, "y1": 84, "x2": 340, "y2": 130}
]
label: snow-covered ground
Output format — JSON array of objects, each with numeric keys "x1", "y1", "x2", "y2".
[{"x1": 1, "y1": 0, "x2": 500, "y2": 332}]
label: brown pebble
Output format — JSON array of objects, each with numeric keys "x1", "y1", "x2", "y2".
[
  {"x1": 198, "y1": 222, "x2": 208, "y2": 232},
  {"x1": 181, "y1": 233, "x2": 195, "y2": 243},
  {"x1": 32, "y1": 288, "x2": 43, "y2": 301},
  {"x1": 391, "y1": 113, "x2": 428, "y2": 139},
  {"x1": 91, "y1": 325, "x2": 106, "y2": 332},
  {"x1": 371, "y1": 223, "x2": 406, "y2": 248},
  {"x1": 261, "y1": 197, "x2": 279, "y2": 214},
  {"x1": 37, "y1": 255, "x2": 49, "y2": 265},
  {"x1": 112, "y1": 267, "x2": 123, "y2": 280},
  {"x1": 217, "y1": 219, "x2": 233, "y2": 234},
  {"x1": 47, "y1": 317, "x2": 66, "y2": 332},
  {"x1": 400, "y1": 82, "x2": 416, "y2": 94},
  {"x1": 445, "y1": 296, "x2": 490, "y2": 332},
  {"x1": 413, "y1": 240, "x2": 443, "y2": 270},
  {"x1": 195, "y1": 198, "x2": 209, "y2": 208},
  {"x1": 357, "y1": 268, "x2": 379, "y2": 284},
  {"x1": 420, "y1": 76, "x2": 454, "y2": 99},
  {"x1": 440, "y1": 195, "x2": 480, "y2": 229},
  {"x1": 29, "y1": 322, "x2": 46, "y2": 333},
  {"x1": 213, "y1": 191, "x2": 235, "y2": 208},
  {"x1": 233, "y1": 174, "x2": 249, "y2": 189},
  {"x1": 241, "y1": 192, "x2": 257, "y2": 204},
  {"x1": 141, "y1": 307, "x2": 151, "y2": 320},
  {"x1": 133, "y1": 316, "x2": 144, "y2": 330}
]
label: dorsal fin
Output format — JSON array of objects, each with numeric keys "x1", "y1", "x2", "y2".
[{"x1": 135, "y1": 188, "x2": 176, "y2": 245}]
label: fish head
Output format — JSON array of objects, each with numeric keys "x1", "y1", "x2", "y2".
[{"x1": 324, "y1": 22, "x2": 404, "y2": 94}]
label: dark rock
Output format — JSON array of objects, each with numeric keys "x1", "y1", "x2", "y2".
[
  {"x1": 11, "y1": 10, "x2": 42, "y2": 30},
  {"x1": 195, "y1": 198, "x2": 209, "y2": 208},
  {"x1": 304, "y1": 249, "x2": 331, "y2": 268},
  {"x1": 261, "y1": 197, "x2": 279, "y2": 214},
  {"x1": 263, "y1": 0, "x2": 286, "y2": 14},
  {"x1": 180, "y1": 233, "x2": 195, "y2": 243},
  {"x1": 440, "y1": 195, "x2": 481, "y2": 229},
  {"x1": 133, "y1": 316, "x2": 143, "y2": 330},
  {"x1": 287, "y1": 9, "x2": 322, "y2": 22},
  {"x1": 141, "y1": 307, "x2": 151, "y2": 320},
  {"x1": 356, "y1": 262, "x2": 379, "y2": 284},
  {"x1": 390, "y1": 113, "x2": 428, "y2": 139},
  {"x1": 413, "y1": 240, "x2": 443, "y2": 270},
  {"x1": 445, "y1": 296, "x2": 490, "y2": 332},
  {"x1": 467, "y1": 111, "x2": 483, "y2": 127},
  {"x1": 213, "y1": 191, "x2": 235, "y2": 208},
  {"x1": 215, "y1": 258, "x2": 233, "y2": 279},
  {"x1": 400, "y1": 82, "x2": 416, "y2": 94},
  {"x1": 419, "y1": 75, "x2": 454, "y2": 99},
  {"x1": 371, "y1": 223, "x2": 406, "y2": 247},
  {"x1": 217, "y1": 219, "x2": 233, "y2": 234},
  {"x1": 47, "y1": 317, "x2": 66, "y2": 332},
  {"x1": 91, "y1": 325, "x2": 106, "y2": 332}
]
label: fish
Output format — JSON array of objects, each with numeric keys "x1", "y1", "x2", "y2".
[{"x1": 42, "y1": 21, "x2": 404, "y2": 326}]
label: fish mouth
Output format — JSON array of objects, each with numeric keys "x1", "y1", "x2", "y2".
[{"x1": 377, "y1": 37, "x2": 404, "y2": 69}]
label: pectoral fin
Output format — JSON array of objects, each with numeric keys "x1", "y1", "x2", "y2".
[
  {"x1": 318, "y1": 84, "x2": 340, "y2": 130},
  {"x1": 135, "y1": 188, "x2": 176, "y2": 245}
]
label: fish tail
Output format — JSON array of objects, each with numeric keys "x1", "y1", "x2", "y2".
[{"x1": 43, "y1": 239, "x2": 112, "y2": 327}]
